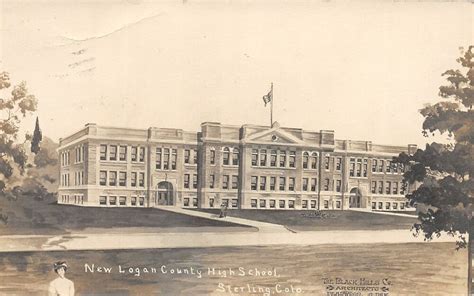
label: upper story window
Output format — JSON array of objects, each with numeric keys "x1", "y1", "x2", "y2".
[
  {"x1": 193, "y1": 149, "x2": 198, "y2": 164},
  {"x1": 119, "y1": 146, "x2": 127, "y2": 161},
  {"x1": 251, "y1": 149, "x2": 258, "y2": 166},
  {"x1": 289, "y1": 151, "x2": 296, "y2": 168},
  {"x1": 324, "y1": 156, "x2": 330, "y2": 170},
  {"x1": 251, "y1": 176, "x2": 258, "y2": 190},
  {"x1": 171, "y1": 149, "x2": 177, "y2": 170},
  {"x1": 163, "y1": 148, "x2": 170, "y2": 170},
  {"x1": 222, "y1": 175, "x2": 229, "y2": 189},
  {"x1": 139, "y1": 147, "x2": 145, "y2": 162},
  {"x1": 259, "y1": 149, "x2": 267, "y2": 166},
  {"x1": 131, "y1": 146, "x2": 138, "y2": 162},
  {"x1": 210, "y1": 149, "x2": 216, "y2": 165},
  {"x1": 231, "y1": 175, "x2": 238, "y2": 189},
  {"x1": 109, "y1": 145, "x2": 117, "y2": 161},
  {"x1": 311, "y1": 153, "x2": 318, "y2": 169},
  {"x1": 156, "y1": 148, "x2": 162, "y2": 169},
  {"x1": 356, "y1": 158, "x2": 362, "y2": 177},
  {"x1": 349, "y1": 158, "x2": 355, "y2": 177},
  {"x1": 270, "y1": 150, "x2": 277, "y2": 167},
  {"x1": 100, "y1": 145, "x2": 107, "y2": 161},
  {"x1": 232, "y1": 148, "x2": 239, "y2": 166},
  {"x1": 378, "y1": 160, "x2": 384, "y2": 173},
  {"x1": 335, "y1": 157, "x2": 342, "y2": 171},
  {"x1": 184, "y1": 149, "x2": 190, "y2": 164},
  {"x1": 386, "y1": 161, "x2": 392, "y2": 173},
  {"x1": 279, "y1": 151, "x2": 286, "y2": 167},
  {"x1": 303, "y1": 152, "x2": 309, "y2": 169},
  {"x1": 288, "y1": 177, "x2": 295, "y2": 191},
  {"x1": 223, "y1": 148, "x2": 230, "y2": 165},
  {"x1": 372, "y1": 159, "x2": 378, "y2": 173},
  {"x1": 279, "y1": 177, "x2": 286, "y2": 191}
]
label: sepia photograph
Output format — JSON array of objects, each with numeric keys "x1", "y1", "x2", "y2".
[{"x1": 0, "y1": 0, "x2": 472, "y2": 295}]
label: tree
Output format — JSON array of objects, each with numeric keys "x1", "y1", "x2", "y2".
[
  {"x1": 31, "y1": 116, "x2": 42, "y2": 154},
  {"x1": 393, "y1": 46, "x2": 473, "y2": 293},
  {"x1": 0, "y1": 71, "x2": 38, "y2": 196}
]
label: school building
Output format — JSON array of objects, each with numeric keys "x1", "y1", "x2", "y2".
[{"x1": 57, "y1": 122, "x2": 417, "y2": 211}]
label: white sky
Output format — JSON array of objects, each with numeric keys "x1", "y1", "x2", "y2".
[{"x1": 0, "y1": 0, "x2": 472, "y2": 146}]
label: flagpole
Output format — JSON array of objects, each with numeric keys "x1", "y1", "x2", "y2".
[{"x1": 270, "y1": 82, "x2": 273, "y2": 127}]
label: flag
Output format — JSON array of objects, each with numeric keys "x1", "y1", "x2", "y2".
[{"x1": 262, "y1": 87, "x2": 272, "y2": 107}]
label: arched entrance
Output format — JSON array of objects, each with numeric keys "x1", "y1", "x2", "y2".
[
  {"x1": 349, "y1": 188, "x2": 363, "y2": 208},
  {"x1": 155, "y1": 181, "x2": 174, "y2": 206}
]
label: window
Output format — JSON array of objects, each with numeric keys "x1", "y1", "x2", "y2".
[
  {"x1": 156, "y1": 148, "x2": 162, "y2": 169},
  {"x1": 209, "y1": 198, "x2": 215, "y2": 207},
  {"x1": 324, "y1": 156, "x2": 330, "y2": 170},
  {"x1": 279, "y1": 177, "x2": 286, "y2": 191},
  {"x1": 184, "y1": 149, "x2": 191, "y2": 164},
  {"x1": 269, "y1": 199, "x2": 276, "y2": 208},
  {"x1": 288, "y1": 177, "x2": 295, "y2": 191},
  {"x1": 386, "y1": 161, "x2": 392, "y2": 173},
  {"x1": 393, "y1": 202, "x2": 398, "y2": 210},
  {"x1": 372, "y1": 202, "x2": 376, "y2": 209},
  {"x1": 139, "y1": 197, "x2": 144, "y2": 206},
  {"x1": 378, "y1": 202, "x2": 383, "y2": 210},
  {"x1": 302, "y1": 178, "x2": 308, "y2": 191},
  {"x1": 279, "y1": 151, "x2": 286, "y2": 167},
  {"x1": 232, "y1": 175, "x2": 238, "y2": 189},
  {"x1": 171, "y1": 149, "x2": 177, "y2": 170},
  {"x1": 302, "y1": 200, "x2": 308, "y2": 209},
  {"x1": 131, "y1": 172, "x2": 137, "y2": 187},
  {"x1": 232, "y1": 148, "x2": 239, "y2": 165},
  {"x1": 303, "y1": 152, "x2": 309, "y2": 169},
  {"x1": 310, "y1": 200, "x2": 317, "y2": 209},
  {"x1": 371, "y1": 181, "x2": 377, "y2": 194},
  {"x1": 131, "y1": 146, "x2": 138, "y2": 161},
  {"x1": 279, "y1": 200, "x2": 285, "y2": 208},
  {"x1": 251, "y1": 149, "x2": 258, "y2": 166},
  {"x1": 222, "y1": 175, "x2": 229, "y2": 189},
  {"x1": 119, "y1": 146, "x2": 127, "y2": 161},
  {"x1": 259, "y1": 199, "x2": 266, "y2": 208},
  {"x1": 119, "y1": 196, "x2": 126, "y2": 206},
  {"x1": 379, "y1": 160, "x2": 384, "y2": 173},
  {"x1": 109, "y1": 145, "x2": 117, "y2": 161},
  {"x1": 138, "y1": 172, "x2": 145, "y2": 187},
  {"x1": 99, "y1": 196, "x2": 107, "y2": 205},
  {"x1": 311, "y1": 153, "x2": 318, "y2": 169},
  {"x1": 400, "y1": 182, "x2": 406, "y2": 195},
  {"x1": 223, "y1": 148, "x2": 230, "y2": 165},
  {"x1": 336, "y1": 157, "x2": 342, "y2": 171},
  {"x1": 385, "y1": 202, "x2": 390, "y2": 210},
  {"x1": 109, "y1": 171, "x2": 117, "y2": 186},
  {"x1": 270, "y1": 150, "x2": 277, "y2": 167},
  {"x1": 222, "y1": 199, "x2": 229, "y2": 207},
  {"x1": 209, "y1": 174, "x2": 215, "y2": 189},
  {"x1": 349, "y1": 158, "x2": 355, "y2": 177},
  {"x1": 324, "y1": 200, "x2": 329, "y2": 209},
  {"x1": 184, "y1": 198, "x2": 190, "y2": 207},
  {"x1": 324, "y1": 178, "x2": 330, "y2": 191},
  {"x1": 251, "y1": 176, "x2": 258, "y2": 190},
  {"x1": 356, "y1": 159, "x2": 362, "y2": 177},
  {"x1": 193, "y1": 174, "x2": 198, "y2": 189},
  {"x1": 100, "y1": 145, "x2": 107, "y2": 160},
  {"x1": 119, "y1": 172, "x2": 127, "y2": 186},
  {"x1": 400, "y1": 203, "x2": 405, "y2": 209},
  {"x1": 363, "y1": 159, "x2": 368, "y2": 177},
  {"x1": 288, "y1": 200, "x2": 295, "y2": 209},
  {"x1": 131, "y1": 196, "x2": 137, "y2": 206},
  {"x1": 378, "y1": 181, "x2": 383, "y2": 194},
  {"x1": 251, "y1": 199, "x2": 257, "y2": 208},
  {"x1": 210, "y1": 149, "x2": 216, "y2": 165},
  {"x1": 270, "y1": 177, "x2": 276, "y2": 191},
  {"x1": 193, "y1": 198, "x2": 198, "y2": 207},
  {"x1": 336, "y1": 201, "x2": 341, "y2": 209},
  {"x1": 231, "y1": 199, "x2": 238, "y2": 208},
  {"x1": 372, "y1": 159, "x2": 378, "y2": 173},
  {"x1": 184, "y1": 174, "x2": 190, "y2": 188},
  {"x1": 311, "y1": 178, "x2": 317, "y2": 191},
  {"x1": 336, "y1": 180, "x2": 342, "y2": 192},
  {"x1": 393, "y1": 182, "x2": 398, "y2": 195},
  {"x1": 289, "y1": 151, "x2": 296, "y2": 168},
  {"x1": 260, "y1": 176, "x2": 267, "y2": 191},
  {"x1": 386, "y1": 181, "x2": 391, "y2": 194},
  {"x1": 139, "y1": 147, "x2": 145, "y2": 162},
  {"x1": 163, "y1": 148, "x2": 170, "y2": 170},
  {"x1": 109, "y1": 196, "x2": 117, "y2": 206},
  {"x1": 193, "y1": 149, "x2": 198, "y2": 164},
  {"x1": 100, "y1": 171, "x2": 107, "y2": 186},
  {"x1": 260, "y1": 149, "x2": 267, "y2": 166}
]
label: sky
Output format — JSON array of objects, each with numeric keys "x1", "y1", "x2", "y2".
[{"x1": 0, "y1": 0, "x2": 472, "y2": 147}]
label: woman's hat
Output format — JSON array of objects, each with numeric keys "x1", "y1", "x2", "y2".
[{"x1": 53, "y1": 261, "x2": 68, "y2": 271}]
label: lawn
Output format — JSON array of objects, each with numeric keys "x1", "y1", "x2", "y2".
[
  {"x1": 196, "y1": 209, "x2": 418, "y2": 232},
  {"x1": 0, "y1": 195, "x2": 251, "y2": 235},
  {"x1": 0, "y1": 242, "x2": 465, "y2": 295}
]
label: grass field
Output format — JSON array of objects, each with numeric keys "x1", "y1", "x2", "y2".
[
  {"x1": 0, "y1": 242, "x2": 466, "y2": 295},
  {"x1": 196, "y1": 209, "x2": 418, "y2": 232},
  {"x1": 0, "y1": 196, "x2": 250, "y2": 235}
]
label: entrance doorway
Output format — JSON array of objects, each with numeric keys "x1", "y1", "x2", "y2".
[
  {"x1": 155, "y1": 181, "x2": 174, "y2": 206},
  {"x1": 349, "y1": 188, "x2": 362, "y2": 208}
]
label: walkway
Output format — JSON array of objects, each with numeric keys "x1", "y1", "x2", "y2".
[
  {"x1": 155, "y1": 206, "x2": 292, "y2": 233},
  {"x1": 348, "y1": 208, "x2": 418, "y2": 218}
]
